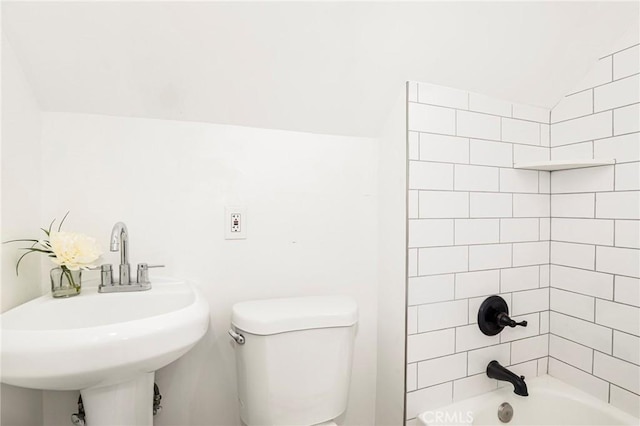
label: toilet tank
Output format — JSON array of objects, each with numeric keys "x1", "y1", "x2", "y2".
[{"x1": 231, "y1": 296, "x2": 358, "y2": 426}]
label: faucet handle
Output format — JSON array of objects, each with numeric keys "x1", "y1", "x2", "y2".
[
  {"x1": 136, "y1": 263, "x2": 165, "y2": 284},
  {"x1": 91, "y1": 264, "x2": 114, "y2": 287},
  {"x1": 497, "y1": 312, "x2": 528, "y2": 328}
]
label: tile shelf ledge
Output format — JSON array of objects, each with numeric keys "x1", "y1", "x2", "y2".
[{"x1": 513, "y1": 159, "x2": 616, "y2": 171}]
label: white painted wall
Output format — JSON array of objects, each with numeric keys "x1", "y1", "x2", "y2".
[
  {"x1": 375, "y1": 85, "x2": 407, "y2": 425},
  {"x1": 4, "y1": 2, "x2": 639, "y2": 137},
  {"x1": 0, "y1": 35, "x2": 44, "y2": 426},
  {"x1": 36, "y1": 112, "x2": 379, "y2": 425}
]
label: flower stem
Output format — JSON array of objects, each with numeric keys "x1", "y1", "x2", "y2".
[{"x1": 61, "y1": 266, "x2": 80, "y2": 291}]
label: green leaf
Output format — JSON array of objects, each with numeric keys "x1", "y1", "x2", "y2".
[
  {"x1": 2, "y1": 239, "x2": 39, "y2": 244},
  {"x1": 19, "y1": 247, "x2": 52, "y2": 254},
  {"x1": 57, "y1": 211, "x2": 70, "y2": 232},
  {"x1": 46, "y1": 217, "x2": 55, "y2": 236},
  {"x1": 15, "y1": 250, "x2": 35, "y2": 276},
  {"x1": 40, "y1": 227, "x2": 50, "y2": 237}
]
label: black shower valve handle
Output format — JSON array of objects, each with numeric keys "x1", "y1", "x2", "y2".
[
  {"x1": 497, "y1": 312, "x2": 528, "y2": 328},
  {"x1": 478, "y1": 295, "x2": 528, "y2": 336}
]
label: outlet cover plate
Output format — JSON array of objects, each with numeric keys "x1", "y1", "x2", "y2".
[{"x1": 225, "y1": 206, "x2": 247, "y2": 240}]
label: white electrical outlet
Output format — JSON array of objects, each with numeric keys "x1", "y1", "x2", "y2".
[{"x1": 225, "y1": 207, "x2": 247, "y2": 239}]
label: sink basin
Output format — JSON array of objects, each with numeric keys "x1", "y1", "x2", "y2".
[{"x1": 1, "y1": 278, "x2": 210, "y2": 425}]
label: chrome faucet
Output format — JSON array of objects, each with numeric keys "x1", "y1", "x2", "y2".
[
  {"x1": 99, "y1": 221, "x2": 164, "y2": 293},
  {"x1": 110, "y1": 222, "x2": 130, "y2": 285}
]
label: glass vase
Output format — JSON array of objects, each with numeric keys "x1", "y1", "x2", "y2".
[{"x1": 50, "y1": 267, "x2": 82, "y2": 298}]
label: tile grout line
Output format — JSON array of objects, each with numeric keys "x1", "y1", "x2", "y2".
[
  {"x1": 414, "y1": 257, "x2": 636, "y2": 281},
  {"x1": 549, "y1": 333, "x2": 640, "y2": 368},
  {"x1": 611, "y1": 109, "x2": 614, "y2": 138},
  {"x1": 548, "y1": 357, "x2": 635, "y2": 398},
  {"x1": 412, "y1": 99, "x2": 549, "y2": 124},
  {"x1": 602, "y1": 42, "x2": 640, "y2": 59},
  {"x1": 612, "y1": 219, "x2": 616, "y2": 246},
  {"x1": 610, "y1": 326, "x2": 614, "y2": 365},
  {"x1": 548, "y1": 262, "x2": 638, "y2": 281},
  {"x1": 558, "y1": 71, "x2": 640, "y2": 101},
  {"x1": 548, "y1": 100, "x2": 639, "y2": 126},
  {"x1": 612, "y1": 275, "x2": 617, "y2": 307},
  {"x1": 411, "y1": 127, "x2": 640, "y2": 148},
  {"x1": 547, "y1": 286, "x2": 639, "y2": 310},
  {"x1": 453, "y1": 327, "x2": 457, "y2": 354},
  {"x1": 455, "y1": 109, "x2": 458, "y2": 136},
  {"x1": 611, "y1": 54, "x2": 614, "y2": 81}
]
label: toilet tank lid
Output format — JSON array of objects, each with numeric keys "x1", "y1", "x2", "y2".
[{"x1": 231, "y1": 295, "x2": 358, "y2": 335}]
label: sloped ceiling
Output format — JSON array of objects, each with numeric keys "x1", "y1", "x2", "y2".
[{"x1": 2, "y1": 1, "x2": 638, "y2": 137}]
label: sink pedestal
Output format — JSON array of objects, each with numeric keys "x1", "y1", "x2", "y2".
[{"x1": 81, "y1": 372, "x2": 154, "y2": 426}]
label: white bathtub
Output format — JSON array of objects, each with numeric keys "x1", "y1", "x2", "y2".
[{"x1": 417, "y1": 375, "x2": 639, "y2": 425}]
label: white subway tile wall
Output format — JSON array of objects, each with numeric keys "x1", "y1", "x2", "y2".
[
  {"x1": 594, "y1": 133, "x2": 640, "y2": 162},
  {"x1": 550, "y1": 89, "x2": 592, "y2": 123},
  {"x1": 551, "y1": 111, "x2": 612, "y2": 146},
  {"x1": 406, "y1": 82, "x2": 551, "y2": 421},
  {"x1": 513, "y1": 144, "x2": 549, "y2": 164},
  {"x1": 417, "y1": 82, "x2": 469, "y2": 109},
  {"x1": 540, "y1": 218, "x2": 551, "y2": 241},
  {"x1": 569, "y1": 56, "x2": 612, "y2": 95},
  {"x1": 613, "y1": 45, "x2": 640, "y2": 80},
  {"x1": 548, "y1": 39, "x2": 640, "y2": 418},
  {"x1": 610, "y1": 385, "x2": 640, "y2": 418},
  {"x1": 502, "y1": 118, "x2": 541, "y2": 146},
  {"x1": 453, "y1": 373, "x2": 498, "y2": 401},
  {"x1": 406, "y1": 37, "x2": 639, "y2": 418},
  {"x1": 420, "y1": 133, "x2": 469, "y2": 164},
  {"x1": 470, "y1": 139, "x2": 512, "y2": 167},
  {"x1": 512, "y1": 104, "x2": 549, "y2": 124},
  {"x1": 550, "y1": 165, "x2": 615, "y2": 194},
  {"x1": 614, "y1": 103, "x2": 640, "y2": 135},
  {"x1": 615, "y1": 276, "x2": 640, "y2": 307},
  {"x1": 540, "y1": 124, "x2": 550, "y2": 147},
  {"x1": 594, "y1": 75, "x2": 640, "y2": 112},
  {"x1": 551, "y1": 141, "x2": 593, "y2": 161}
]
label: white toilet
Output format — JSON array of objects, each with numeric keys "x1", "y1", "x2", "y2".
[{"x1": 229, "y1": 295, "x2": 358, "y2": 426}]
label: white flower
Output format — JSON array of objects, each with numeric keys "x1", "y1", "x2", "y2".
[{"x1": 48, "y1": 231, "x2": 102, "y2": 270}]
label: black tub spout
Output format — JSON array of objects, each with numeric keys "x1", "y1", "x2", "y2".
[{"x1": 486, "y1": 360, "x2": 528, "y2": 396}]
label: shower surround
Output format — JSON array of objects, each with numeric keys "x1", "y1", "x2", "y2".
[
  {"x1": 405, "y1": 82, "x2": 551, "y2": 423},
  {"x1": 405, "y1": 35, "x2": 639, "y2": 424},
  {"x1": 547, "y1": 39, "x2": 639, "y2": 415}
]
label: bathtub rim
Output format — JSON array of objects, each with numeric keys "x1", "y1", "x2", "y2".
[{"x1": 416, "y1": 374, "x2": 639, "y2": 425}]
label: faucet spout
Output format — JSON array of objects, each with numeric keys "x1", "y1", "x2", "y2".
[
  {"x1": 110, "y1": 222, "x2": 130, "y2": 284},
  {"x1": 487, "y1": 360, "x2": 528, "y2": 396}
]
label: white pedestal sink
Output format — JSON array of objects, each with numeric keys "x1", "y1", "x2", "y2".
[{"x1": 1, "y1": 278, "x2": 210, "y2": 426}]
